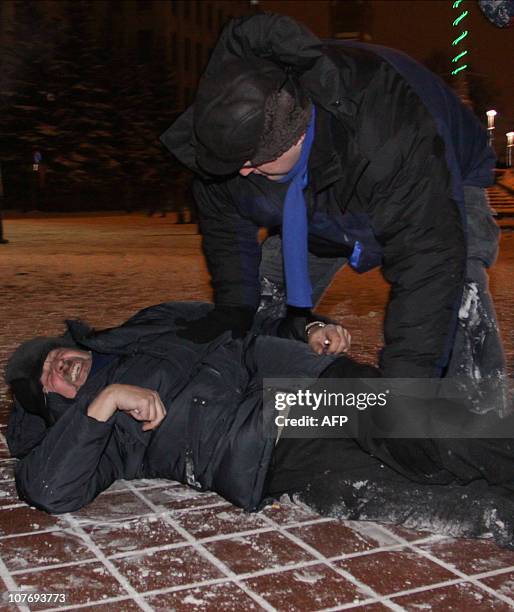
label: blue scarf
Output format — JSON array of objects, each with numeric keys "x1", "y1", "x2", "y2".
[{"x1": 277, "y1": 106, "x2": 316, "y2": 308}]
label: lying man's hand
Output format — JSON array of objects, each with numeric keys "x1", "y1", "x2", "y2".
[
  {"x1": 308, "y1": 323, "x2": 351, "y2": 356},
  {"x1": 87, "y1": 384, "x2": 166, "y2": 431}
]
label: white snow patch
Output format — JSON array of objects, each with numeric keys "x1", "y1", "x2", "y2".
[
  {"x1": 458, "y1": 282, "x2": 480, "y2": 327},
  {"x1": 498, "y1": 579, "x2": 514, "y2": 596},
  {"x1": 216, "y1": 511, "x2": 235, "y2": 521},
  {"x1": 346, "y1": 520, "x2": 398, "y2": 546},
  {"x1": 293, "y1": 569, "x2": 324, "y2": 584},
  {"x1": 183, "y1": 595, "x2": 205, "y2": 605},
  {"x1": 353, "y1": 480, "x2": 368, "y2": 490}
]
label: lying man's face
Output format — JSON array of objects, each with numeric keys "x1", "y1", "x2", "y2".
[{"x1": 40, "y1": 348, "x2": 92, "y2": 399}]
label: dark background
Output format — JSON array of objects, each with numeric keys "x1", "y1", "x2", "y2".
[{"x1": 0, "y1": 0, "x2": 512, "y2": 212}]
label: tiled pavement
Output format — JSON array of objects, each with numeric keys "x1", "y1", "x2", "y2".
[
  {"x1": 1, "y1": 461, "x2": 514, "y2": 611},
  {"x1": 0, "y1": 213, "x2": 513, "y2": 611}
]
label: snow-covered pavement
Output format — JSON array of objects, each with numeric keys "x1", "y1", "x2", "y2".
[{"x1": 0, "y1": 212, "x2": 512, "y2": 610}]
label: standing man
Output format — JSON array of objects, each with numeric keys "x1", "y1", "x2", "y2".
[{"x1": 161, "y1": 14, "x2": 506, "y2": 411}]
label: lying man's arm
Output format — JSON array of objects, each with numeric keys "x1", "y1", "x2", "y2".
[
  {"x1": 15, "y1": 385, "x2": 165, "y2": 514},
  {"x1": 259, "y1": 308, "x2": 352, "y2": 356},
  {"x1": 87, "y1": 384, "x2": 166, "y2": 430},
  {"x1": 306, "y1": 322, "x2": 351, "y2": 356}
]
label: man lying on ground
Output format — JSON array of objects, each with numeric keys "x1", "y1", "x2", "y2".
[{"x1": 5, "y1": 302, "x2": 514, "y2": 548}]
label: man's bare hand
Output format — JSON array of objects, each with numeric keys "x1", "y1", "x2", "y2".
[
  {"x1": 308, "y1": 324, "x2": 351, "y2": 356},
  {"x1": 87, "y1": 384, "x2": 166, "y2": 431}
]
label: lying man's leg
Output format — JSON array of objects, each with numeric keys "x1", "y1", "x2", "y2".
[{"x1": 266, "y1": 352, "x2": 514, "y2": 548}]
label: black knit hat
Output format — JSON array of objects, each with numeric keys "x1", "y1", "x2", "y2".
[
  {"x1": 194, "y1": 58, "x2": 312, "y2": 176},
  {"x1": 5, "y1": 335, "x2": 77, "y2": 423}
]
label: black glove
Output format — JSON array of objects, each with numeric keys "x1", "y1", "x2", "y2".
[
  {"x1": 175, "y1": 305, "x2": 255, "y2": 343},
  {"x1": 275, "y1": 307, "x2": 335, "y2": 342},
  {"x1": 275, "y1": 306, "x2": 310, "y2": 341}
]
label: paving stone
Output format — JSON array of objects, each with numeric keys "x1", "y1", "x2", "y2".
[
  {"x1": 479, "y1": 570, "x2": 514, "y2": 599},
  {"x1": 112, "y1": 546, "x2": 224, "y2": 592},
  {"x1": 143, "y1": 484, "x2": 224, "y2": 511},
  {"x1": 146, "y1": 582, "x2": 261, "y2": 610},
  {"x1": 0, "y1": 481, "x2": 19, "y2": 507},
  {"x1": 335, "y1": 549, "x2": 456, "y2": 596},
  {"x1": 392, "y1": 581, "x2": 514, "y2": 611},
  {"x1": 173, "y1": 504, "x2": 269, "y2": 540},
  {"x1": 14, "y1": 562, "x2": 129, "y2": 608},
  {"x1": 204, "y1": 530, "x2": 315, "y2": 575},
  {"x1": 1, "y1": 529, "x2": 94, "y2": 572},
  {"x1": 286, "y1": 520, "x2": 381, "y2": 558},
  {"x1": 73, "y1": 491, "x2": 153, "y2": 523},
  {"x1": 82, "y1": 515, "x2": 185, "y2": 556},
  {"x1": 243, "y1": 563, "x2": 370, "y2": 610},
  {"x1": 0, "y1": 505, "x2": 58, "y2": 537},
  {"x1": 418, "y1": 537, "x2": 514, "y2": 575}
]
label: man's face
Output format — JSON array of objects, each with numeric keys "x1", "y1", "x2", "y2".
[
  {"x1": 40, "y1": 348, "x2": 92, "y2": 399},
  {"x1": 239, "y1": 134, "x2": 305, "y2": 181}
]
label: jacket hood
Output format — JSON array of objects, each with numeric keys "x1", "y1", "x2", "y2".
[{"x1": 160, "y1": 14, "x2": 357, "y2": 176}]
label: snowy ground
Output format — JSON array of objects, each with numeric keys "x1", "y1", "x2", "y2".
[
  {"x1": 0, "y1": 212, "x2": 512, "y2": 373},
  {"x1": 0, "y1": 213, "x2": 513, "y2": 610}
]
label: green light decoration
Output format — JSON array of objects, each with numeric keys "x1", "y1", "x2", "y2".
[
  {"x1": 451, "y1": 63, "x2": 468, "y2": 75},
  {"x1": 453, "y1": 10, "x2": 469, "y2": 26},
  {"x1": 452, "y1": 50, "x2": 468, "y2": 62},
  {"x1": 452, "y1": 30, "x2": 468, "y2": 45},
  {"x1": 451, "y1": 0, "x2": 469, "y2": 76}
]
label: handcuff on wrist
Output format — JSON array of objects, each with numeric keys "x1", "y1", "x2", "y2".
[
  {"x1": 305, "y1": 321, "x2": 332, "y2": 349},
  {"x1": 305, "y1": 321, "x2": 327, "y2": 336}
]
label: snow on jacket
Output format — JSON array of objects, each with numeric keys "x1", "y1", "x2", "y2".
[
  {"x1": 161, "y1": 14, "x2": 496, "y2": 378},
  {"x1": 7, "y1": 302, "x2": 333, "y2": 514}
]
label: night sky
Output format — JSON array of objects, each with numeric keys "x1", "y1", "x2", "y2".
[
  {"x1": 370, "y1": 1, "x2": 514, "y2": 144},
  {"x1": 261, "y1": 0, "x2": 514, "y2": 152}
]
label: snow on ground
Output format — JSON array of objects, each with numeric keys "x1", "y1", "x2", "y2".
[{"x1": 0, "y1": 212, "x2": 512, "y2": 376}]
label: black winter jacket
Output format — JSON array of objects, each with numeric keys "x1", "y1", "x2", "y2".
[
  {"x1": 161, "y1": 14, "x2": 496, "y2": 378},
  {"x1": 7, "y1": 302, "x2": 334, "y2": 514}
]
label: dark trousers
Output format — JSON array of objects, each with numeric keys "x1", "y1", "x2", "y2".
[{"x1": 267, "y1": 355, "x2": 514, "y2": 497}]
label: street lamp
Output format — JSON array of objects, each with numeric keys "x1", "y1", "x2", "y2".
[
  {"x1": 506, "y1": 132, "x2": 514, "y2": 168},
  {"x1": 486, "y1": 110, "x2": 497, "y2": 148}
]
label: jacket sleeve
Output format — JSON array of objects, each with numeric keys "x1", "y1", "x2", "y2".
[
  {"x1": 6, "y1": 400, "x2": 47, "y2": 459},
  {"x1": 257, "y1": 307, "x2": 336, "y2": 342},
  {"x1": 14, "y1": 406, "x2": 121, "y2": 514},
  {"x1": 358, "y1": 78, "x2": 466, "y2": 378},
  {"x1": 194, "y1": 178, "x2": 262, "y2": 308}
]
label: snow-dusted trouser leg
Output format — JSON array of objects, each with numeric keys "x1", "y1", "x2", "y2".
[
  {"x1": 446, "y1": 186, "x2": 509, "y2": 415},
  {"x1": 257, "y1": 233, "x2": 347, "y2": 317}
]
